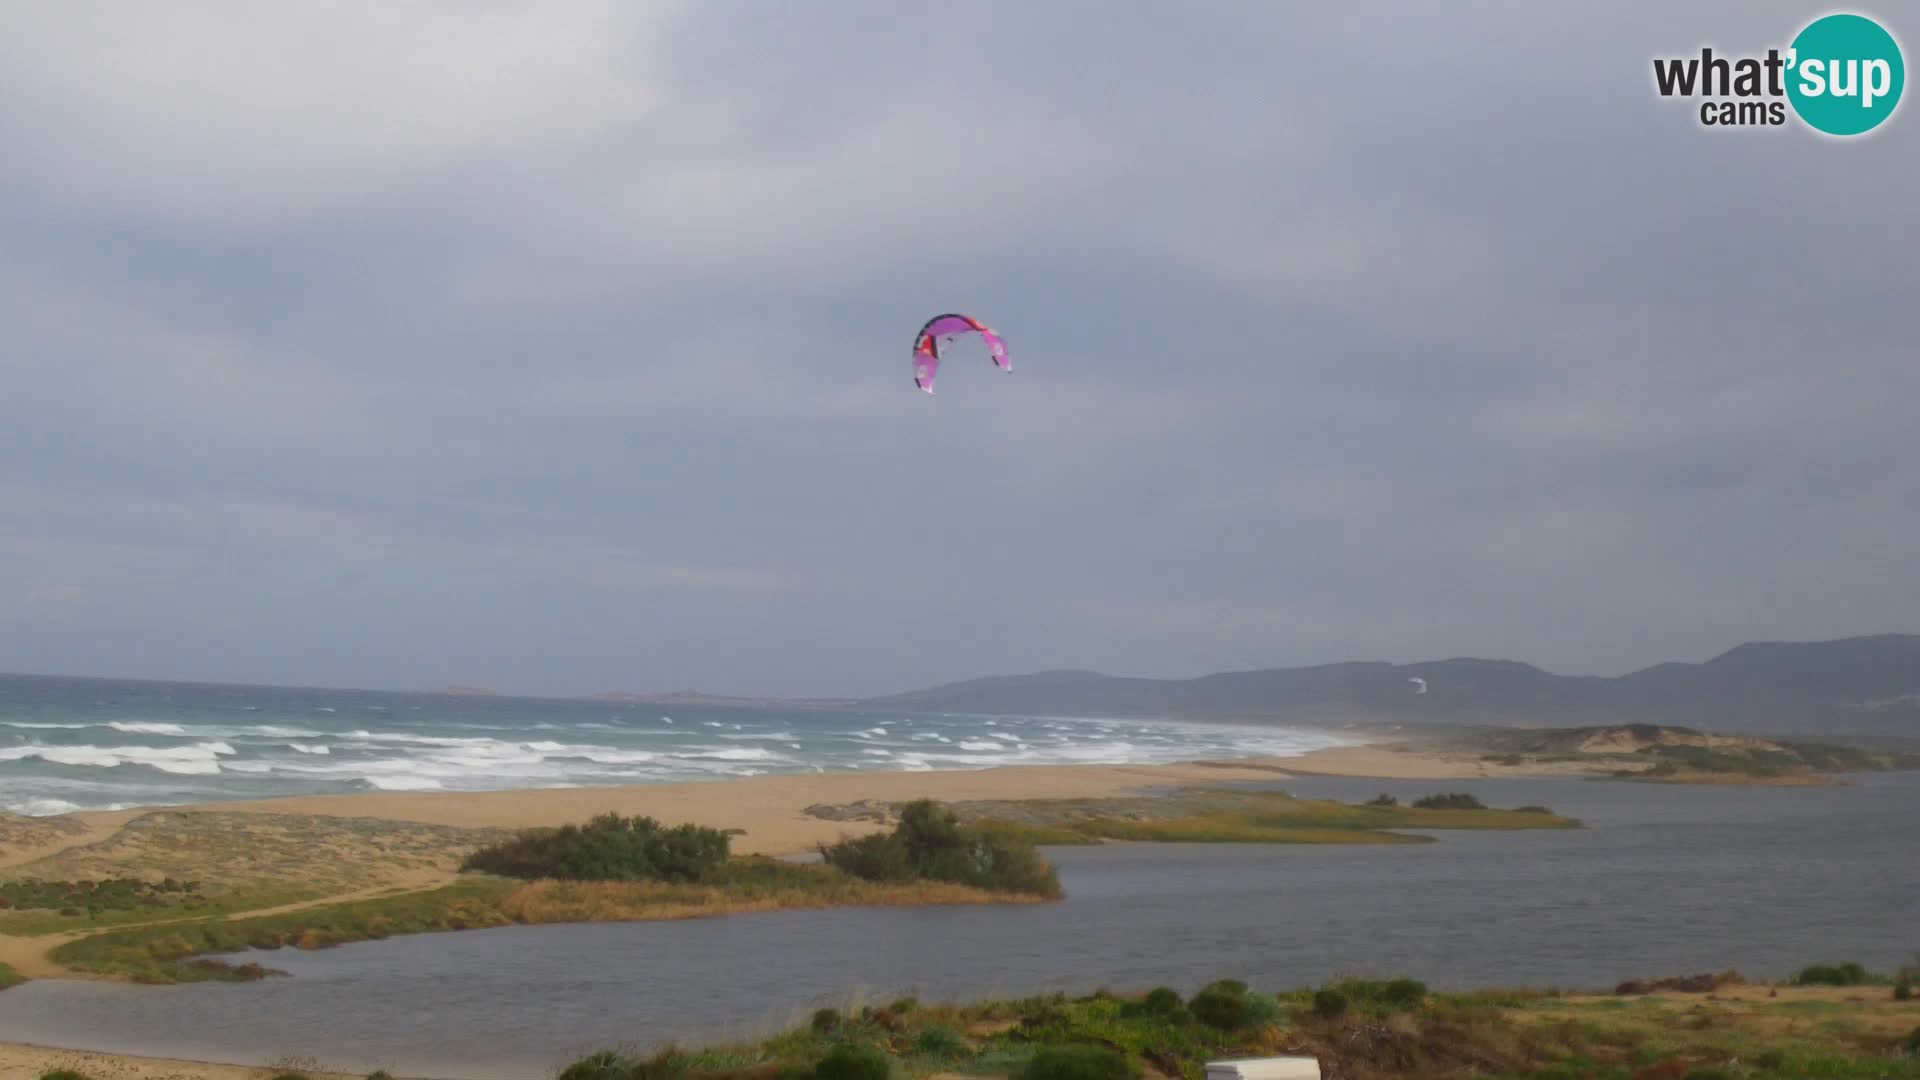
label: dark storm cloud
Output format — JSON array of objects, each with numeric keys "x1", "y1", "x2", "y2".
[{"x1": 0, "y1": 2, "x2": 1913, "y2": 696}]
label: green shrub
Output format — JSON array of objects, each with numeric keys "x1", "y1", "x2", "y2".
[
  {"x1": 1312, "y1": 988, "x2": 1349, "y2": 1019},
  {"x1": 1140, "y1": 986, "x2": 1185, "y2": 1016},
  {"x1": 367, "y1": 1072, "x2": 396, "y2": 1080},
  {"x1": 890, "y1": 996, "x2": 918, "y2": 1015},
  {"x1": 1754, "y1": 1049, "x2": 1787, "y2": 1071},
  {"x1": 1411, "y1": 793, "x2": 1485, "y2": 810},
  {"x1": 820, "y1": 800, "x2": 1062, "y2": 896},
  {"x1": 39, "y1": 1071, "x2": 91, "y2": 1080},
  {"x1": 1365, "y1": 794, "x2": 1398, "y2": 806},
  {"x1": 1376, "y1": 978, "x2": 1428, "y2": 1010},
  {"x1": 461, "y1": 813, "x2": 732, "y2": 883},
  {"x1": 1018, "y1": 1045, "x2": 1136, "y2": 1080},
  {"x1": 1242, "y1": 991, "x2": 1283, "y2": 1028},
  {"x1": 1793, "y1": 962, "x2": 1870, "y2": 987},
  {"x1": 1682, "y1": 1069, "x2": 1733, "y2": 1080},
  {"x1": 558, "y1": 1051, "x2": 641, "y2": 1080},
  {"x1": 811, "y1": 1008, "x2": 842, "y2": 1034},
  {"x1": 814, "y1": 1043, "x2": 891, "y2": 1080},
  {"x1": 913, "y1": 1026, "x2": 969, "y2": 1059},
  {"x1": 1190, "y1": 986, "x2": 1252, "y2": 1030},
  {"x1": 1896, "y1": 979, "x2": 1914, "y2": 1002}
]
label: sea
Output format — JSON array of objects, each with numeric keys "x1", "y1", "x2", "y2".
[{"x1": 0, "y1": 674, "x2": 1350, "y2": 816}]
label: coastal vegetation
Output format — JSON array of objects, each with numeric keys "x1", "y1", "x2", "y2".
[
  {"x1": 14, "y1": 790, "x2": 1575, "y2": 983},
  {"x1": 820, "y1": 799, "x2": 1063, "y2": 897},
  {"x1": 541, "y1": 970, "x2": 1920, "y2": 1080},
  {"x1": 46, "y1": 801, "x2": 1065, "y2": 983},
  {"x1": 461, "y1": 813, "x2": 736, "y2": 882},
  {"x1": 830, "y1": 789, "x2": 1582, "y2": 847},
  {"x1": 0, "y1": 876, "x2": 204, "y2": 917},
  {"x1": 0, "y1": 960, "x2": 22, "y2": 990}
]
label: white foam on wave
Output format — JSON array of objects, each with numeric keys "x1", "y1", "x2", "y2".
[
  {"x1": 1, "y1": 721, "x2": 92, "y2": 730},
  {"x1": 861, "y1": 749, "x2": 893, "y2": 757},
  {"x1": 0, "y1": 741, "x2": 236, "y2": 776},
  {"x1": 345, "y1": 730, "x2": 500, "y2": 747},
  {"x1": 957, "y1": 740, "x2": 1003, "y2": 752},
  {"x1": 1, "y1": 796, "x2": 131, "y2": 816},
  {"x1": 108, "y1": 721, "x2": 187, "y2": 736},
  {"x1": 289, "y1": 743, "x2": 331, "y2": 755},
  {"x1": 364, "y1": 775, "x2": 443, "y2": 791},
  {"x1": 677, "y1": 747, "x2": 783, "y2": 762},
  {"x1": 578, "y1": 750, "x2": 657, "y2": 765}
]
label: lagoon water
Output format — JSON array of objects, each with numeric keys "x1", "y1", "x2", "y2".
[{"x1": 2, "y1": 773, "x2": 1914, "y2": 1080}]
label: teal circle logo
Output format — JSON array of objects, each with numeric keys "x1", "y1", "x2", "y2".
[{"x1": 1787, "y1": 13, "x2": 1905, "y2": 135}]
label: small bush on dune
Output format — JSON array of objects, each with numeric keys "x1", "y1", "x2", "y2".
[
  {"x1": 810, "y1": 1008, "x2": 841, "y2": 1034},
  {"x1": 1135, "y1": 986, "x2": 1185, "y2": 1018},
  {"x1": 559, "y1": 1051, "x2": 642, "y2": 1080},
  {"x1": 1793, "y1": 962, "x2": 1870, "y2": 987},
  {"x1": 1186, "y1": 978, "x2": 1281, "y2": 1032},
  {"x1": 39, "y1": 1071, "x2": 91, "y2": 1080},
  {"x1": 1189, "y1": 986, "x2": 1252, "y2": 1031},
  {"x1": 820, "y1": 800, "x2": 1062, "y2": 897},
  {"x1": 1241, "y1": 990, "x2": 1282, "y2": 1028},
  {"x1": 1312, "y1": 988, "x2": 1348, "y2": 1019},
  {"x1": 1018, "y1": 1045, "x2": 1137, "y2": 1080},
  {"x1": 913, "y1": 1025, "x2": 970, "y2": 1059},
  {"x1": 367, "y1": 1072, "x2": 396, "y2": 1080},
  {"x1": 462, "y1": 813, "x2": 733, "y2": 883},
  {"x1": 1896, "y1": 978, "x2": 1914, "y2": 1002},
  {"x1": 1366, "y1": 794, "x2": 1398, "y2": 807},
  {"x1": 1410, "y1": 788, "x2": 1470, "y2": 807},
  {"x1": 813, "y1": 1043, "x2": 890, "y2": 1080}
]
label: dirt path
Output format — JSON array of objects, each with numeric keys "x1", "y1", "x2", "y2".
[{"x1": 0, "y1": 870, "x2": 458, "y2": 980}]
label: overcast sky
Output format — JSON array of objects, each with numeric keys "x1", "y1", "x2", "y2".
[{"x1": 1, "y1": 3, "x2": 1914, "y2": 698}]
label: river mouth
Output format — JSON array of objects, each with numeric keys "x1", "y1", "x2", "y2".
[{"x1": 2, "y1": 774, "x2": 1914, "y2": 1080}]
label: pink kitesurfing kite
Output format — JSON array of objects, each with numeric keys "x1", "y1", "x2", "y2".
[{"x1": 911, "y1": 313, "x2": 1010, "y2": 393}]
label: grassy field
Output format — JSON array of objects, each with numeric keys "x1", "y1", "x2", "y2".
[
  {"x1": 0, "y1": 811, "x2": 514, "y2": 939},
  {"x1": 545, "y1": 974, "x2": 1920, "y2": 1080},
  {"x1": 0, "y1": 960, "x2": 22, "y2": 990}
]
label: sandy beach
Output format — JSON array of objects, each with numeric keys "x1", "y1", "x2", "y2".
[{"x1": 4, "y1": 739, "x2": 1532, "y2": 862}]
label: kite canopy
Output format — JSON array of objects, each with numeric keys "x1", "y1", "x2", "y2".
[{"x1": 912, "y1": 312, "x2": 1009, "y2": 393}]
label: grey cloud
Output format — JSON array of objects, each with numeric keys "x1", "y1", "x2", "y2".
[{"x1": 0, "y1": 3, "x2": 1913, "y2": 696}]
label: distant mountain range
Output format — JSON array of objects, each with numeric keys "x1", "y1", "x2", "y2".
[{"x1": 852, "y1": 634, "x2": 1920, "y2": 737}]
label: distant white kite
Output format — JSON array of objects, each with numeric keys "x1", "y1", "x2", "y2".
[{"x1": 1408, "y1": 677, "x2": 1428, "y2": 695}]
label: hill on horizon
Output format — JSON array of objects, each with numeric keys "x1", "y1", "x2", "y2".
[{"x1": 855, "y1": 634, "x2": 1920, "y2": 737}]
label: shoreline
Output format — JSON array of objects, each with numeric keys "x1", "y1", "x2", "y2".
[
  {"x1": 3, "y1": 735, "x2": 1607, "y2": 847},
  {"x1": 0, "y1": 740, "x2": 1569, "y2": 982}
]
